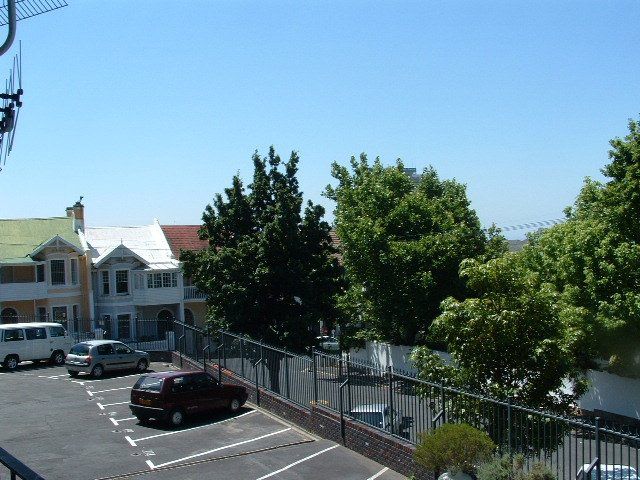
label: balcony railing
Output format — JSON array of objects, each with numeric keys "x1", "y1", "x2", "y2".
[
  {"x1": 184, "y1": 286, "x2": 206, "y2": 300},
  {"x1": 0, "y1": 281, "x2": 48, "y2": 301}
]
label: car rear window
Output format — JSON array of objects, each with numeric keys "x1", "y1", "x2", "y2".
[
  {"x1": 134, "y1": 376, "x2": 163, "y2": 392},
  {"x1": 70, "y1": 343, "x2": 90, "y2": 355}
]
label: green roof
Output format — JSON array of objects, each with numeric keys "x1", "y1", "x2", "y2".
[{"x1": 0, "y1": 217, "x2": 82, "y2": 263}]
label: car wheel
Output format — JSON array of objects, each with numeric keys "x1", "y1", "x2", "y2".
[
  {"x1": 228, "y1": 398, "x2": 242, "y2": 413},
  {"x1": 136, "y1": 415, "x2": 151, "y2": 424},
  {"x1": 51, "y1": 351, "x2": 66, "y2": 366},
  {"x1": 68, "y1": 370, "x2": 79, "y2": 377},
  {"x1": 91, "y1": 364, "x2": 104, "y2": 378},
  {"x1": 136, "y1": 359, "x2": 148, "y2": 372},
  {"x1": 4, "y1": 355, "x2": 19, "y2": 370},
  {"x1": 168, "y1": 408, "x2": 185, "y2": 428}
]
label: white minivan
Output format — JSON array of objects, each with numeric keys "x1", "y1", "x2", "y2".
[{"x1": 0, "y1": 322, "x2": 74, "y2": 370}]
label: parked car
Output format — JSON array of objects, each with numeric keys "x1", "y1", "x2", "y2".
[
  {"x1": 316, "y1": 335, "x2": 340, "y2": 352},
  {"x1": 349, "y1": 403, "x2": 409, "y2": 437},
  {"x1": 0, "y1": 322, "x2": 73, "y2": 370},
  {"x1": 65, "y1": 340, "x2": 150, "y2": 378},
  {"x1": 129, "y1": 370, "x2": 249, "y2": 427},
  {"x1": 578, "y1": 464, "x2": 639, "y2": 480}
]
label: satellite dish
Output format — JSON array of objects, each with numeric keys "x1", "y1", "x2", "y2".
[{"x1": 0, "y1": 41, "x2": 22, "y2": 169}]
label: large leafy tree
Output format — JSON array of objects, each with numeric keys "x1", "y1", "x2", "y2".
[
  {"x1": 521, "y1": 118, "x2": 640, "y2": 372},
  {"x1": 182, "y1": 147, "x2": 343, "y2": 391},
  {"x1": 325, "y1": 155, "x2": 506, "y2": 345},
  {"x1": 414, "y1": 254, "x2": 587, "y2": 411}
]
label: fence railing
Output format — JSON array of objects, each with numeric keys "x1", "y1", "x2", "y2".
[
  {"x1": 173, "y1": 325, "x2": 640, "y2": 480},
  {"x1": 0, "y1": 446, "x2": 46, "y2": 480}
]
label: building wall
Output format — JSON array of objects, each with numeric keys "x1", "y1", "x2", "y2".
[
  {"x1": 0, "y1": 299, "x2": 35, "y2": 316},
  {"x1": 184, "y1": 302, "x2": 207, "y2": 327}
]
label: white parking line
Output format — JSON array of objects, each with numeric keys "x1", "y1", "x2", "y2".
[
  {"x1": 96, "y1": 401, "x2": 129, "y2": 410},
  {"x1": 38, "y1": 374, "x2": 69, "y2": 379},
  {"x1": 255, "y1": 444, "x2": 339, "y2": 480},
  {"x1": 125, "y1": 410, "x2": 257, "y2": 446},
  {"x1": 366, "y1": 467, "x2": 389, "y2": 480},
  {"x1": 145, "y1": 427, "x2": 292, "y2": 469},
  {"x1": 89, "y1": 386, "x2": 132, "y2": 396}
]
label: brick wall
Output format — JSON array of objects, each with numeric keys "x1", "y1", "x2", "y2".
[{"x1": 171, "y1": 353, "x2": 434, "y2": 479}]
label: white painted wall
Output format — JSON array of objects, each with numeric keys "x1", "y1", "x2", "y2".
[{"x1": 350, "y1": 341, "x2": 639, "y2": 420}]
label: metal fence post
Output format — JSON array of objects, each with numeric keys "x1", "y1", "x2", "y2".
[
  {"x1": 284, "y1": 347, "x2": 290, "y2": 400},
  {"x1": 440, "y1": 385, "x2": 446, "y2": 424},
  {"x1": 312, "y1": 348, "x2": 318, "y2": 406},
  {"x1": 507, "y1": 396, "x2": 513, "y2": 457},
  {"x1": 259, "y1": 341, "x2": 265, "y2": 389},
  {"x1": 595, "y1": 417, "x2": 601, "y2": 480},
  {"x1": 240, "y1": 337, "x2": 245, "y2": 378},
  {"x1": 346, "y1": 353, "x2": 352, "y2": 412},
  {"x1": 388, "y1": 366, "x2": 395, "y2": 436}
]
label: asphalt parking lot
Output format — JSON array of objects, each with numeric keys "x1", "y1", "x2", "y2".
[{"x1": 0, "y1": 362, "x2": 406, "y2": 480}]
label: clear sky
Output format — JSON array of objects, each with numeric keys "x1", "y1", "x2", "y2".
[{"x1": 0, "y1": 0, "x2": 638, "y2": 239}]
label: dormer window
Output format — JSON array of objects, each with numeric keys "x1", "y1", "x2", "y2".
[
  {"x1": 50, "y1": 260, "x2": 65, "y2": 285},
  {"x1": 116, "y1": 270, "x2": 129, "y2": 294}
]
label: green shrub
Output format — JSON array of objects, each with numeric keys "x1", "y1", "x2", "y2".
[
  {"x1": 414, "y1": 423, "x2": 495, "y2": 475},
  {"x1": 477, "y1": 455, "x2": 557, "y2": 480}
]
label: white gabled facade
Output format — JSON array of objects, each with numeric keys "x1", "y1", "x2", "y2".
[{"x1": 80, "y1": 219, "x2": 185, "y2": 340}]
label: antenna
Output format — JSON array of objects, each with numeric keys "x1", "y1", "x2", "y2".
[{"x1": 0, "y1": 41, "x2": 21, "y2": 170}]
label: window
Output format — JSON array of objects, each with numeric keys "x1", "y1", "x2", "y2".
[
  {"x1": 97, "y1": 344, "x2": 114, "y2": 355},
  {"x1": 37, "y1": 307, "x2": 47, "y2": 321},
  {"x1": 101, "y1": 271, "x2": 110, "y2": 295},
  {"x1": 72, "y1": 305, "x2": 79, "y2": 320},
  {"x1": 50, "y1": 259, "x2": 65, "y2": 285},
  {"x1": 25, "y1": 327, "x2": 47, "y2": 340},
  {"x1": 3, "y1": 329, "x2": 24, "y2": 341},
  {"x1": 0, "y1": 308, "x2": 18, "y2": 324},
  {"x1": 49, "y1": 326, "x2": 66, "y2": 337},
  {"x1": 133, "y1": 376, "x2": 163, "y2": 392},
  {"x1": 134, "y1": 274, "x2": 143, "y2": 290},
  {"x1": 36, "y1": 264, "x2": 45, "y2": 282},
  {"x1": 147, "y1": 272, "x2": 178, "y2": 289},
  {"x1": 114, "y1": 343, "x2": 131, "y2": 354},
  {"x1": 0, "y1": 266, "x2": 13, "y2": 283},
  {"x1": 70, "y1": 258, "x2": 78, "y2": 285},
  {"x1": 52, "y1": 306, "x2": 67, "y2": 322},
  {"x1": 184, "y1": 309, "x2": 194, "y2": 325},
  {"x1": 116, "y1": 270, "x2": 129, "y2": 294}
]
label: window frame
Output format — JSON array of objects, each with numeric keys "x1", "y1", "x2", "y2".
[
  {"x1": 50, "y1": 259, "x2": 66, "y2": 285},
  {"x1": 115, "y1": 270, "x2": 129, "y2": 295}
]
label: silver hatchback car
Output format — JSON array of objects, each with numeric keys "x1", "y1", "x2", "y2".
[{"x1": 66, "y1": 340, "x2": 150, "y2": 378}]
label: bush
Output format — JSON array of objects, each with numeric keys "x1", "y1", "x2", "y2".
[
  {"x1": 477, "y1": 455, "x2": 556, "y2": 480},
  {"x1": 414, "y1": 423, "x2": 495, "y2": 475}
]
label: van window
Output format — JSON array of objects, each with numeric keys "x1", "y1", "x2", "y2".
[
  {"x1": 3, "y1": 329, "x2": 24, "y2": 342},
  {"x1": 97, "y1": 344, "x2": 115, "y2": 355},
  {"x1": 49, "y1": 326, "x2": 67, "y2": 338},
  {"x1": 25, "y1": 327, "x2": 47, "y2": 340}
]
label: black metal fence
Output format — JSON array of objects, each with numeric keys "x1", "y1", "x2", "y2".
[
  {"x1": 0, "y1": 446, "x2": 46, "y2": 480},
  {"x1": 172, "y1": 326, "x2": 640, "y2": 480}
]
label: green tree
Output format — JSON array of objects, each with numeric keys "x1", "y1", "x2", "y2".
[
  {"x1": 325, "y1": 154, "x2": 506, "y2": 345},
  {"x1": 182, "y1": 147, "x2": 343, "y2": 391},
  {"x1": 522, "y1": 118, "x2": 640, "y2": 373},
  {"x1": 415, "y1": 254, "x2": 586, "y2": 410}
]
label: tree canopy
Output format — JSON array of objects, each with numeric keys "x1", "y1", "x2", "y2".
[
  {"x1": 325, "y1": 155, "x2": 506, "y2": 345},
  {"x1": 182, "y1": 147, "x2": 343, "y2": 354}
]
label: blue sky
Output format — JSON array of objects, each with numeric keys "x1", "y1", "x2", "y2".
[{"x1": 1, "y1": 1, "x2": 638, "y2": 239}]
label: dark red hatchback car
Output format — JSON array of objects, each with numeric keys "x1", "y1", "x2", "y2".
[{"x1": 129, "y1": 370, "x2": 248, "y2": 427}]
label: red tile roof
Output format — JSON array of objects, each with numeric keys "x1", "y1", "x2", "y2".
[{"x1": 161, "y1": 225, "x2": 208, "y2": 258}]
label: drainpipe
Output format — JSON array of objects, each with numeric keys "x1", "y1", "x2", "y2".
[{"x1": 0, "y1": 0, "x2": 16, "y2": 57}]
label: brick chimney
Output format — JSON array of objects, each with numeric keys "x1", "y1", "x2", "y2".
[{"x1": 67, "y1": 197, "x2": 85, "y2": 232}]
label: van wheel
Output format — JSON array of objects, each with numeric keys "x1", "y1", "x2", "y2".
[
  {"x1": 229, "y1": 398, "x2": 242, "y2": 413},
  {"x1": 68, "y1": 370, "x2": 79, "y2": 377},
  {"x1": 4, "y1": 355, "x2": 19, "y2": 370},
  {"x1": 51, "y1": 351, "x2": 65, "y2": 366},
  {"x1": 91, "y1": 364, "x2": 104, "y2": 378},
  {"x1": 136, "y1": 359, "x2": 148, "y2": 372},
  {"x1": 168, "y1": 408, "x2": 185, "y2": 428}
]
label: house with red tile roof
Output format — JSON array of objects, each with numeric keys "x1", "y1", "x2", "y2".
[{"x1": 161, "y1": 225, "x2": 209, "y2": 327}]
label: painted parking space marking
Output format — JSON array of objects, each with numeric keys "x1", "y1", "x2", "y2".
[
  {"x1": 366, "y1": 467, "x2": 390, "y2": 480},
  {"x1": 145, "y1": 427, "x2": 292, "y2": 469},
  {"x1": 87, "y1": 386, "x2": 131, "y2": 396},
  {"x1": 255, "y1": 444, "x2": 339, "y2": 480},
  {"x1": 38, "y1": 373, "x2": 69, "y2": 379},
  {"x1": 110, "y1": 416, "x2": 137, "y2": 426},
  {"x1": 96, "y1": 401, "x2": 129, "y2": 410},
  {"x1": 125, "y1": 409, "x2": 257, "y2": 446}
]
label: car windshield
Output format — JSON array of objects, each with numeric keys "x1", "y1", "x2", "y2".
[
  {"x1": 69, "y1": 344, "x2": 90, "y2": 355},
  {"x1": 134, "y1": 376, "x2": 163, "y2": 392},
  {"x1": 350, "y1": 411, "x2": 384, "y2": 428}
]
